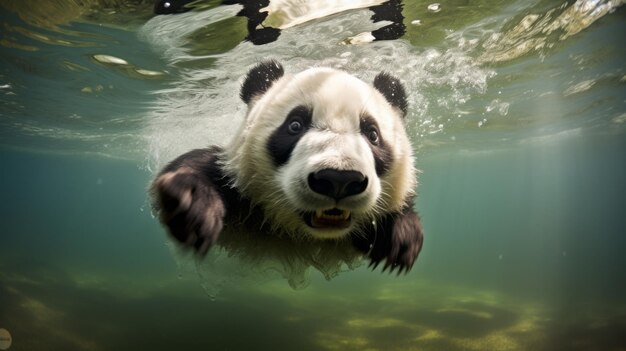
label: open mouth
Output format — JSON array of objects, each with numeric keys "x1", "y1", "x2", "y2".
[{"x1": 304, "y1": 208, "x2": 351, "y2": 229}]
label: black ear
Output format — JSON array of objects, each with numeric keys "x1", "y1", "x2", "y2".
[
  {"x1": 240, "y1": 60, "x2": 284, "y2": 104},
  {"x1": 373, "y1": 72, "x2": 408, "y2": 116}
]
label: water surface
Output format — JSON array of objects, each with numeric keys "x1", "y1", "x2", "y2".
[{"x1": 1, "y1": 0, "x2": 625, "y2": 350}]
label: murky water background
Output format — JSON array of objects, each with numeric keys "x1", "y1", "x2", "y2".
[{"x1": 1, "y1": 0, "x2": 625, "y2": 350}]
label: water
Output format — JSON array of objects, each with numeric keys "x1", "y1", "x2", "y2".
[{"x1": 1, "y1": 0, "x2": 625, "y2": 349}]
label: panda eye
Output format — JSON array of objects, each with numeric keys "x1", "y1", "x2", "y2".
[
  {"x1": 366, "y1": 127, "x2": 380, "y2": 145},
  {"x1": 288, "y1": 118, "x2": 303, "y2": 135},
  {"x1": 360, "y1": 114, "x2": 382, "y2": 146}
]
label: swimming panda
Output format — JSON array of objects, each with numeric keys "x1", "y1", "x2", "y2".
[{"x1": 151, "y1": 60, "x2": 423, "y2": 273}]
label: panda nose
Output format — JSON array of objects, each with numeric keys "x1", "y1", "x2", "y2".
[{"x1": 307, "y1": 169, "x2": 368, "y2": 200}]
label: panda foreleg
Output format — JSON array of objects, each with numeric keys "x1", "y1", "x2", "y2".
[
  {"x1": 151, "y1": 147, "x2": 231, "y2": 255},
  {"x1": 358, "y1": 205, "x2": 424, "y2": 274}
]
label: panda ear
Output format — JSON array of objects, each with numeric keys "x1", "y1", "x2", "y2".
[
  {"x1": 240, "y1": 60, "x2": 285, "y2": 104},
  {"x1": 373, "y1": 72, "x2": 408, "y2": 117}
]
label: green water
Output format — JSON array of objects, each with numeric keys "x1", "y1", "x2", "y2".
[{"x1": 1, "y1": 1, "x2": 625, "y2": 350}]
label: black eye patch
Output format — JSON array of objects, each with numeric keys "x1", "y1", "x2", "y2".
[
  {"x1": 360, "y1": 114, "x2": 393, "y2": 176},
  {"x1": 267, "y1": 105, "x2": 313, "y2": 167}
]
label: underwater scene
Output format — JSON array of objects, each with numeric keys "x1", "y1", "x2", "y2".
[{"x1": 1, "y1": 0, "x2": 625, "y2": 350}]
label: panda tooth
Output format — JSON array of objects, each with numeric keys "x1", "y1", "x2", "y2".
[{"x1": 314, "y1": 209, "x2": 351, "y2": 221}]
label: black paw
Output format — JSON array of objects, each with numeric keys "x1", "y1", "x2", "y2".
[
  {"x1": 367, "y1": 209, "x2": 424, "y2": 274},
  {"x1": 153, "y1": 169, "x2": 225, "y2": 255}
]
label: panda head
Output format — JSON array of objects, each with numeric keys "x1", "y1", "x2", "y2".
[{"x1": 225, "y1": 60, "x2": 416, "y2": 240}]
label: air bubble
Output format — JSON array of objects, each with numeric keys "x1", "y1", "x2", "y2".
[{"x1": 427, "y1": 3, "x2": 441, "y2": 13}]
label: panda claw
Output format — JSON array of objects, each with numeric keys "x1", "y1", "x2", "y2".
[
  {"x1": 382, "y1": 261, "x2": 392, "y2": 273},
  {"x1": 196, "y1": 238, "x2": 212, "y2": 256},
  {"x1": 396, "y1": 265, "x2": 409, "y2": 277},
  {"x1": 389, "y1": 262, "x2": 400, "y2": 275}
]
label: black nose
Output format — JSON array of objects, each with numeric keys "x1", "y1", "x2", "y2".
[{"x1": 308, "y1": 169, "x2": 368, "y2": 200}]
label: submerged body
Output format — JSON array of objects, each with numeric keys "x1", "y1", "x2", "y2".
[{"x1": 152, "y1": 61, "x2": 423, "y2": 272}]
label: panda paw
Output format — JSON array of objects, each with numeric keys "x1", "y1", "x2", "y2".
[
  {"x1": 368, "y1": 209, "x2": 424, "y2": 274},
  {"x1": 153, "y1": 169, "x2": 225, "y2": 255}
]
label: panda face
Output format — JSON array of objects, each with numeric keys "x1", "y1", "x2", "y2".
[{"x1": 226, "y1": 62, "x2": 415, "y2": 240}]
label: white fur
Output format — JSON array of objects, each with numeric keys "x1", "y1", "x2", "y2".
[{"x1": 224, "y1": 67, "x2": 415, "y2": 240}]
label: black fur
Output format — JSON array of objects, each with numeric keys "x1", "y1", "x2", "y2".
[
  {"x1": 360, "y1": 113, "x2": 393, "y2": 176},
  {"x1": 240, "y1": 60, "x2": 285, "y2": 104},
  {"x1": 352, "y1": 203, "x2": 424, "y2": 274},
  {"x1": 267, "y1": 105, "x2": 313, "y2": 166},
  {"x1": 373, "y1": 73, "x2": 408, "y2": 116},
  {"x1": 152, "y1": 146, "x2": 239, "y2": 255}
]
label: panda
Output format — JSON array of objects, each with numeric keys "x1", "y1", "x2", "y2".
[{"x1": 151, "y1": 60, "x2": 423, "y2": 273}]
